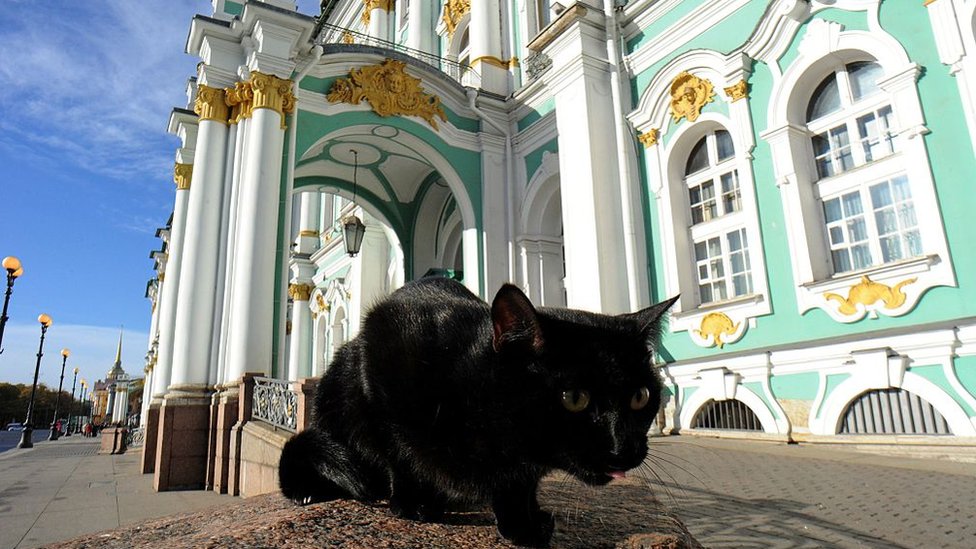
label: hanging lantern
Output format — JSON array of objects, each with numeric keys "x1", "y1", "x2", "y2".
[
  {"x1": 343, "y1": 148, "x2": 366, "y2": 257},
  {"x1": 342, "y1": 214, "x2": 366, "y2": 257}
]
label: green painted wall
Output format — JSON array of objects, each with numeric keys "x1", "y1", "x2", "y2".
[
  {"x1": 517, "y1": 97, "x2": 555, "y2": 132},
  {"x1": 770, "y1": 372, "x2": 820, "y2": 401},
  {"x1": 910, "y1": 365, "x2": 976, "y2": 416},
  {"x1": 630, "y1": 3, "x2": 976, "y2": 367},
  {"x1": 523, "y1": 138, "x2": 558, "y2": 186},
  {"x1": 223, "y1": 1, "x2": 244, "y2": 17},
  {"x1": 816, "y1": 374, "x2": 851, "y2": 418},
  {"x1": 957, "y1": 355, "x2": 976, "y2": 403},
  {"x1": 743, "y1": 381, "x2": 778, "y2": 419},
  {"x1": 626, "y1": 0, "x2": 707, "y2": 54}
]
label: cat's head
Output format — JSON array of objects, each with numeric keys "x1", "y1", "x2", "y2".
[{"x1": 491, "y1": 284, "x2": 678, "y2": 485}]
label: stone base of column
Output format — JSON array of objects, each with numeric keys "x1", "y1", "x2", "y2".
[
  {"x1": 153, "y1": 385, "x2": 213, "y2": 491},
  {"x1": 212, "y1": 387, "x2": 239, "y2": 494},
  {"x1": 141, "y1": 401, "x2": 161, "y2": 474}
]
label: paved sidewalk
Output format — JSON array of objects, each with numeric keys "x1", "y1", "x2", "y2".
[
  {"x1": 0, "y1": 436, "x2": 230, "y2": 549},
  {"x1": 639, "y1": 436, "x2": 976, "y2": 548}
]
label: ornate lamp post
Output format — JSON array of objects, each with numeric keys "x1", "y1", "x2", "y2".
[
  {"x1": 0, "y1": 256, "x2": 24, "y2": 354},
  {"x1": 18, "y1": 313, "x2": 52, "y2": 449},
  {"x1": 66, "y1": 367, "x2": 79, "y2": 436},
  {"x1": 342, "y1": 149, "x2": 366, "y2": 257},
  {"x1": 48, "y1": 348, "x2": 70, "y2": 441}
]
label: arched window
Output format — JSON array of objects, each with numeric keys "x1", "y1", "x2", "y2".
[
  {"x1": 807, "y1": 62, "x2": 922, "y2": 275},
  {"x1": 535, "y1": 0, "x2": 551, "y2": 33},
  {"x1": 686, "y1": 129, "x2": 753, "y2": 305}
]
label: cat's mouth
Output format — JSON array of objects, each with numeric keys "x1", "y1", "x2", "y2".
[{"x1": 574, "y1": 467, "x2": 631, "y2": 486}]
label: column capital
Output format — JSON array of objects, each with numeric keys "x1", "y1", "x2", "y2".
[
  {"x1": 442, "y1": 0, "x2": 470, "y2": 38},
  {"x1": 249, "y1": 71, "x2": 295, "y2": 129},
  {"x1": 225, "y1": 81, "x2": 254, "y2": 124},
  {"x1": 362, "y1": 0, "x2": 394, "y2": 25},
  {"x1": 194, "y1": 84, "x2": 230, "y2": 124},
  {"x1": 174, "y1": 163, "x2": 193, "y2": 190},
  {"x1": 288, "y1": 282, "x2": 314, "y2": 302}
]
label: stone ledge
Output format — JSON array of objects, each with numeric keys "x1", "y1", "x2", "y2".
[{"x1": 47, "y1": 477, "x2": 702, "y2": 548}]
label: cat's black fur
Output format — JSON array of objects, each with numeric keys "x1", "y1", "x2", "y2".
[{"x1": 279, "y1": 277, "x2": 677, "y2": 547}]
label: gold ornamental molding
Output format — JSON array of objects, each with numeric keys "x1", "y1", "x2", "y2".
[
  {"x1": 361, "y1": 0, "x2": 394, "y2": 26},
  {"x1": 299, "y1": 229, "x2": 319, "y2": 237},
  {"x1": 638, "y1": 129, "x2": 659, "y2": 148},
  {"x1": 194, "y1": 85, "x2": 229, "y2": 124},
  {"x1": 724, "y1": 79, "x2": 749, "y2": 102},
  {"x1": 342, "y1": 31, "x2": 355, "y2": 44},
  {"x1": 824, "y1": 275, "x2": 917, "y2": 317},
  {"x1": 670, "y1": 72, "x2": 715, "y2": 124},
  {"x1": 327, "y1": 59, "x2": 448, "y2": 130},
  {"x1": 288, "y1": 283, "x2": 314, "y2": 302},
  {"x1": 249, "y1": 71, "x2": 296, "y2": 130},
  {"x1": 470, "y1": 55, "x2": 519, "y2": 69},
  {"x1": 225, "y1": 80, "x2": 254, "y2": 124},
  {"x1": 694, "y1": 312, "x2": 741, "y2": 349},
  {"x1": 442, "y1": 0, "x2": 470, "y2": 38},
  {"x1": 174, "y1": 163, "x2": 193, "y2": 191}
]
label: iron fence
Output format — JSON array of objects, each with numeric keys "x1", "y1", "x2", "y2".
[
  {"x1": 315, "y1": 22, "x2": 472, "y2": 84},
  {"x1": 252, "y1": 377, "x2": 299, "y2": 432}
]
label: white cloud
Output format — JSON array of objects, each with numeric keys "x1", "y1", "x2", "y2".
[{"x1": 0, "y1": 323, "x2": 151, "y2": 391}]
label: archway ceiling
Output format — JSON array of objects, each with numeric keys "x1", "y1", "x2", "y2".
[{"x1": 297, "y1": 125, "x2": 440, "y2": 205}]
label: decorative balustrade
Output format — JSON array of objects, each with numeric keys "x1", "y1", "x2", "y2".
[
  {"x1": 252, "y1": 376, "x2": 299, "y2": 432},
  {"x1": 126, "y1": 426, "x2": 145, "y2": 448},
  {"x1": 315, "y1": 22, "x2": 473, "y2": 84}
]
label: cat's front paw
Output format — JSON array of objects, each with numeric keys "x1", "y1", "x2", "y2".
[{"x1": 497, "y1": 509, "x2": 554, "y2": 548}]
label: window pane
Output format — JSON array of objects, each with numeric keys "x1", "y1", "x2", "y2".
[
  {"x1": 832, "y1": 249, "x2": 853, "y2": 273},
  {"x1": 842, "y1": 192, "x2": 863, "y2": 217},
  {"x1": 708, "y1": 237, "x2": 722, "y2": 257},
  {"x1": 695, "y1": 241, "x2": 708, "y2": 261},
  {"x1": 728, "y1": 229, "x2": 742, "y2": 251},
  {"x1": 710, "y1": 258, "x2": 725, "y2": 278},
  {"x1": 905, "y1": 229, "x2": 923, "y2": 257},
  {"x1": 880, "y1": 235, "x2": 903, "y2": 263},
  {"x1": 720, "y1": 171, "x2": 740, "y2": 214},
  {"x1": 848, "y1": 62, "x2": 884, "y2": 101},
  {"x1": 848, "y1": 217, "x2": 869, "y2": 242},
  {"x1": 870, "y1": 181, "x2": 893, "y2": 208},
  {"x1": 867, "y1": 175, "x2": 921, "y2": 264},
  {"x1": 831, "y1": 126, "x2": 854, "y2": 173},
  {"x1": 699, "y1": 284, "x2": 712, "y2": 304},
  {"x1": 852, "y1": 243, "x2": 873, "y2": 270},
  {"x1": 686, "y1": 136, "x2": 709, "y2": 174},
  {"x1": 824, "y1": 198, "x2": 843, "y2": 223},
  {"x1": 807, "y1": 73, "x2": 842, "y2": 121},
  {"x1": 829, "y1": 226, "x2": 845, "y2": 245},
  {"x1": 716, "y1": 130, "x2": 734, "y2": 160}
]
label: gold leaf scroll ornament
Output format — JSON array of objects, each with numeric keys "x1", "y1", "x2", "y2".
[
  {"x1": 695, "y1": 312, "x2": 741, "y2": 349},
  {"x1": 824, "y1": 275, "x2": 917, "y2": 317},
  {"x1": 327, "y1": 59, "x2": 448, "y2": 130},
  {"x1": 443, "y1": 0, "x2": 471, "y2": 38},
  {"x1": 670, "y1": 72, "x2": 715, "y2": 123}
]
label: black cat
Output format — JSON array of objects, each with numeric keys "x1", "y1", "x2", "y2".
[{"x1": 279, "y1": 277, "x2": 677, "y2": 547}]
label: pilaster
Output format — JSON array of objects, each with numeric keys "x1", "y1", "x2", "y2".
[
  {"x1": 154, "y1": 385, "x2": 213, "y2": 491},
  {"x1": 286, "y1": 281, "x2": 314, "y2": 381}
]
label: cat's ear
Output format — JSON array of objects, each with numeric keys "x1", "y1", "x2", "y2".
[
  {"x1": 621, "y1": 295, "x2": 680, "y2": 348},
  {"x1": 491, "y1": 284, "x2": 544, "y2": 354}
]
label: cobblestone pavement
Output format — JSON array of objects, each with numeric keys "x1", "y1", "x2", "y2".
[{"x1": 637, "y1": 436, "x2": 975, "y2": 548}]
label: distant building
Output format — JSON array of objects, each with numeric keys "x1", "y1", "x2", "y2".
[
  {"x1": 143, "y1": 0, "x2": 976, "y2": 493},
  {"x1": 91, "y1": 331, "x2": 134, "y2": 425}
]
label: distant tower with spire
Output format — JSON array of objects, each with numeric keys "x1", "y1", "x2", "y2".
[
  {"x1": 93, "y1": 327, "x2": 132, "y2": 425},
  {"x1": 107, "y1": 328, "x2": 126, "y2": 381}
]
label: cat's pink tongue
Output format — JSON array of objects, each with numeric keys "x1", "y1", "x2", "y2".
[{"x1": 609, "y1": 471, "x2": 627, "y2": 479}]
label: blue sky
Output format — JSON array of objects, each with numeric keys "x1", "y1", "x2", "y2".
[{"x1": 0, "y1": 0, "x2": 320, "y2": 390}]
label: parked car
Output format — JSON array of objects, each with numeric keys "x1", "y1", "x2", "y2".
[{"x1": 5, "y1": 422, "x2": 25, "y2": 431}]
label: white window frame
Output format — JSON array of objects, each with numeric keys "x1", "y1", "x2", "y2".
[
  {"x1": 762, "y1": 20, "x2": 955, "y2": 323},
  {"x1": 628, "y1": 51, "x2": 769, "y2": 347}
]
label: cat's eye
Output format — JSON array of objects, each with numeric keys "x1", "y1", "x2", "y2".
[
  {"x1": 630, "y1": 387, "x2": 651, "y2": 410},
  {"x1": 561, "y1": 389, "x2": 590, "y2": 412}
]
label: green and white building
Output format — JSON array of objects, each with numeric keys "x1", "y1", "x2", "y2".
[{"x1": 142, "y1": 0, "x2": 976, "y2": 491}]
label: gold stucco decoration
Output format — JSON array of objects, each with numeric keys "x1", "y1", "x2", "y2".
[
  {"x1": 194, "y1": 85, "x2": 229, "y2": 124},
  {"x1": 824, "y1": 275, "x2": 917, "y2": 316},
  {"x1": 288, "y1": 283, "x2": 314, "y2": 302},
  {"x1": 342, "y1": 31, "x2": 355, "y2": 44},
  {"x1": 174, "y1": 163, "x2": 193, "y2": 191},
  {"x1": 225, "y1": 81, "x2": 254, "y2": 124},
  {"x1": 669, "y1": 72, "x2": 715, "y2": 123},
  {"x1": 249, "y1": 71, "x2": 295, "y2": 130},
  {"x1": 442, "y1": 0, "x2": 470, "y2": 38},
  {"x1": 327, "y1": 59, "x2": 448, "y2": 130},
  {"x1": 695, "y1": 312, "x2": 741, "y2": 349},
  {"x1": 724, "y1": 79, "x2": 749, "y2": 102},
  {"x1": 638, "y1": 129, "x2": 659, "y2": 148}
]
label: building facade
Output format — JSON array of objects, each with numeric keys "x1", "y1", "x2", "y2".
[{"x1": 143, "y1": 0, "x2": 976, "y2": 491}]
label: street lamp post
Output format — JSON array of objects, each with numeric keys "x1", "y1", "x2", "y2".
[
  {"x1": 49, "y1": 349, "x2": 71, "y2": 441},
  {"x1": 18, "y1": 314, "x2": 53, "y2": 449},
  {"x1": 0, "y1": 256, "x2": 24, "y2": 354},
  {"x1": 66, "y1": 367, "x2": 79, "y2": 436}
]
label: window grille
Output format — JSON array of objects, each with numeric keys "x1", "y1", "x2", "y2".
[
  {"x1": 839, "y1": 388, "x2": 952, "y2": 435},
  {"x1": 691, "y1": 399, "x2": 763, "y2": 431}
]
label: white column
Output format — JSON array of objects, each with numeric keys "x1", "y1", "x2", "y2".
[
  {"x1": 286, "y1": 282, "x2": 313, "y2": 380},
  {"x1": 366, "y1": 1, "x2": 393, "y2": 41},
  {"x1": 217, "y1": 116, "x2": 249, "y2": 385},
  {"x1": 406, "y1": 0, "x2": 433, "y2": 53},
  {"x1": 152, "y1": 170, "x2": 192, "y2": 401},
  {"x1": 169, "y1": 85, "x2": 229, "y2": 391},
  {"x1": 225, "y1": 73, "x2": 294, "y2": 382},
  {"x1": 106, "y1": 389, "x2": 117, "y2": 423},
  {"x1": 469, "y1": 0, "x2": 509, "y2": 95},
  {"x1": 295, "y1": 191, "x2": 321, "y2": 253}
]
